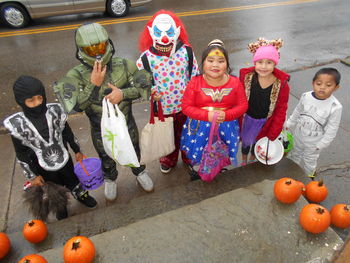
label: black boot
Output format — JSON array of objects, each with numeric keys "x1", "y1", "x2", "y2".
[
  {"x1": 189, "y1": 169, "x2": 201, "y2": 181},
  {"x1": 76, "y1": 192, "x2": 97, "y2": 208},
  {"x1": 56, "y1": 206, "x2": 68, "y2": 220},
  {"x1": 71, "y1": 184, "x2": 97, "y2": 208}
]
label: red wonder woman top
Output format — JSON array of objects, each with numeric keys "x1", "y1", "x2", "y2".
[{"x1": 181, "y1": 75, "x2": 248, "y2": 122}]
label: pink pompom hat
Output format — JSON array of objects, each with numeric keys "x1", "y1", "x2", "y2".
[{"x1": 253, "y1": 45, "x2": 280, "y2": 65}]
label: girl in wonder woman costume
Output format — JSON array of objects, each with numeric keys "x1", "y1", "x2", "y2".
[{"x1": 181, "y1": 39, "x2": 248, "y2": 180}]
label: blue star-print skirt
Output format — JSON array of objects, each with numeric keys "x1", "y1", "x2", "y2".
[{"x1": 180, "y1": 118, "x2": 240, "y2": 166}]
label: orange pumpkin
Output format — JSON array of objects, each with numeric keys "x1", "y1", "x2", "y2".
[
  {"x1": 300, "y1": 204, "x2": 331, "y2": 234},
  {"x1": 0, "y1": 232, "x2": 11, "y2": 259},
  {"x1": 330, "y1": 204, "x2": 350, "y2": 229},
  {"x1": 274, "y1": 177, "x2": 302, "y2": 204},
  {"x1": 18, "y1": 254, "x2": 48, "y2": 263},
  {"x1": 63, "y1": 236, "x2": 95, "y2": 263},
  {"x1": 296, "y1": 181, "x2": 306, "y2": 196},
  {"x1": 23, "y1": 220, "x2": 48, "y2": 244},
  {"x1": 305, "y1": 180, "x2": 328, "y2": 203}
]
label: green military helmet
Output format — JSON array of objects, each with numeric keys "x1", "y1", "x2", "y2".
[{"x1": 75, "y1": 23, "x2": 114, "y2": 67}]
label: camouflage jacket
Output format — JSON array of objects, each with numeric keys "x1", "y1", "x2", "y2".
[{"x1": 54, "y1": 57, "x2": 152, "y2": 127}]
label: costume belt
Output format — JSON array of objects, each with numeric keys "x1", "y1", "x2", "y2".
[{"x1": 201, "y1": 106, "x2": 227, "y2": 111}]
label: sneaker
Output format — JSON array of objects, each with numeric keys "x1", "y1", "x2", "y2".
[
  {"x1": 248, "y1": 159, "x2": 257, "y2": 164},
  {"x1": 136, "y1": 171, "x2": 154, "y2": 192},
  {"x1": 160, "y1": 164, "x2": 172, "y2": 174},
  {"x1": 77, "y1": 192, "x2": 97, "y2": 208},
  {"x1": 56, "y1": 207, "x2": 68, "y2": 220},
  {"x1": 104, "y1": 179, "x2": 117, "y2": 201},
  {"x1": 240, "y1": 162, "x2": 247, "y2": 166}
]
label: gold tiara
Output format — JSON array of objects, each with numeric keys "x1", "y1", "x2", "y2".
[{"x1": 248, "y1": 37, "x2": 283, "y2": 54}]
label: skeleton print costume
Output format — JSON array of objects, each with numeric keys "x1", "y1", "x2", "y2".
[
  {"x1": 4, "y1": 75, "x2": 97, "y2": 218},
  {"x1": 286, "y1": 91, "x2": 342, "y2": 175},
  {"x1": 4, "y1": 103, "x2": 76, "y2": 177}
]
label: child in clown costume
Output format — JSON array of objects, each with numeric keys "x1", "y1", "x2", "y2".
[{"x1": 137, "y1": 10, "x2": 199, "y2": 174}]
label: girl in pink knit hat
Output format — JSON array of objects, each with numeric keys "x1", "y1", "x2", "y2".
[{"x1": 238, "y1": 38, "x2": 290, "y2": 165}]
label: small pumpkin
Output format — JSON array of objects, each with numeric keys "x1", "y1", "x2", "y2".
[
  {"x1": 300, "y1": 204, "x2": 331, "y2": 234},
  {"x1": 18, "y1": 254, "x2": 48, "y2": 263},
  {"x1": 274, "y1": 177, "x2": 302, "y2": 204},
  {"x1": 0, "y1": 232, "x2": 11, "y2": 259},
  {"x1": 330, "y1": 204, "x2": 350, "y2": 229},
  {"x1": 23, "y1": 220, "x2": 48, "y2": 244},
  {"x1": 63, "y1": 236, "x2": 95, "y2": 263},
  {"x1": 305, "y1": 180, "x2": 328, "y2": 203},
  {"x1": 296, "y1": 181, "x2": 306, "y2": 196}
]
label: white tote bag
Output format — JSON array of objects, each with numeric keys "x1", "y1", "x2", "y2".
[
  {"x1": 140, "y1": 98, "x2": 175, "y2": 165},
  {"x1": 101, "y1": 98, "x2": 140, "y2": 167}
]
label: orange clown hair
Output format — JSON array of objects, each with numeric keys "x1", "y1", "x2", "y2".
[{"x1": 138, "y1": 9, "x2": 190, "y2": 52}]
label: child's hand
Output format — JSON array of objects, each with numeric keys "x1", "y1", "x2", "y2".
[
  {"x1": 216, "y1": 110, "x2": 225, "y2": 124},
  {"x1": 208, "y1": 111, "x2": 225, "y2": 123},
  {"x1": 105, "y1": 83, "x2": 124, "y2": 104},
  {"x1": 152, "y1": 91, "x2": 162, "y2": 102},
  {"x1": 75, "y1": 152, "x2": 85, "y2": 162},
  {"x1": 31, "y1": 175, "x2": 44, "y2": 186},
  {"x1": 91, "y1": 60, "x2": 107, "y2": 86}
]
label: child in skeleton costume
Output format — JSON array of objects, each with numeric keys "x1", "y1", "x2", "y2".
[
  {"x1": 54, "y1": 23, "x2": 154, "y2": 201},
  {"x1": 180, "y1": 40, "x2": 248, "y2": 180},
  {"x1": 239, "y1": 38, "x2": 290, "y2": 166},
  {"x1": 285, "y1": 68, "x2": 342, "y2": 179},
  {"x1": 137, "y1": 10, "x2": 199, "y2": 174},
  {"x1": 4, "y1": 75, "x2": 97, "y2": 220}
]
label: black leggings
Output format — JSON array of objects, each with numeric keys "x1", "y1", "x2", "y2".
[
  {"x1": 241, "y1": 143, "x2": 256, "y2": 156},
  {"x1": 36, "y1": 157, "x2": 79, "y2": 191}
]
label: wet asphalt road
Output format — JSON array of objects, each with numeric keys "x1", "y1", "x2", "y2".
[{"x1": 0, "y1": 0, "x2": 350, "y2": 123}]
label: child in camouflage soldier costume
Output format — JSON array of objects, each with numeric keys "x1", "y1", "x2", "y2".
[{"x1": 54, "y1": 23, "x2": 154, "y2": 201}]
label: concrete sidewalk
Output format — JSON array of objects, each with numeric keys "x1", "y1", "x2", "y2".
[{"x1": 40, "y1": 179, "x2": 344, "y2": 263}]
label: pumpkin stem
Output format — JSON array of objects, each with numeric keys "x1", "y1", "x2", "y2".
[
  {"x1": 317, "y1": 179, "x2": 324, "y2": 187},
  {"x1": 344, "y1": 205, "x2": 350, "y2": 211},
  {"x1": 72, "y1": 239, "x2": 81, "y2": 250},
  {"x1": 28, "y1": 220, "x2": 35, "y2": 227},
  {"x1": 316, "y1": 207, "x2": 325, "y2": 214},
  {"x1": 285, "y1": 180, "x2": 292, "y2": 185},
  {"x1": 24, "y1": 260, "x2": 31, "y2": 263}
]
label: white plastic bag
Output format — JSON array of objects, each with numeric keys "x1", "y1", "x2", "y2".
[
  {"x1": 140, "y1": 99, "x2": 175, "y2": 165},
  {"x1": 101, "y1": 98, "x2": 140, "y2": 167}
]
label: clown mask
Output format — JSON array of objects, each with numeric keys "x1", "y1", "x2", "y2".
[{"x1": 148, "y1": 14, "x2": 181, "y2": 56}]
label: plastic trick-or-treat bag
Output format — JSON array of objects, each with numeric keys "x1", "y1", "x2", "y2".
[
  {"x1": 101, "y1": 98, "x2": 140, "y2": 168},
  {"x1": 140, "y1": 95, "x2": 175, "y2": 165},
  {"x1": 254, "y1": 137, "x2": 284, "y2": 165},
  {"x1": 198, "y1": 113, "x2": 231, "y2": 182}
]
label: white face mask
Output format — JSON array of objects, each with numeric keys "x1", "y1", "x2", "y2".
[{"x1": 148, "y1": 14, "x2": 181, "y2": 56}]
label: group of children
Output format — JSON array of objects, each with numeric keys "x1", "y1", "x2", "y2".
[
  {"x1": 3, "y1": 10, "x2": 343, "y2": 221},
  {"x1": 180, "y1": 36, "x2": 342, "y2": 181}
]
